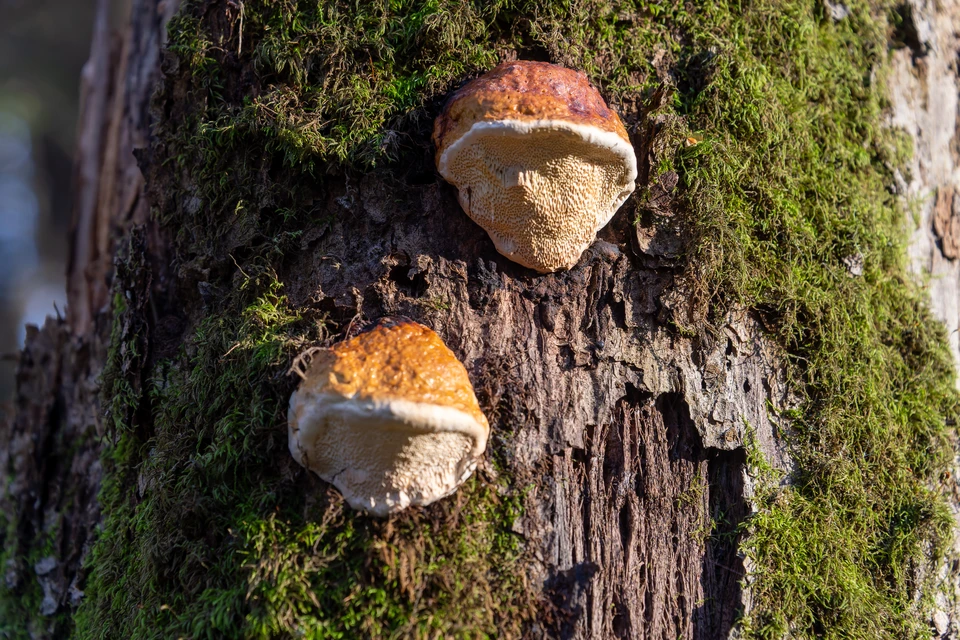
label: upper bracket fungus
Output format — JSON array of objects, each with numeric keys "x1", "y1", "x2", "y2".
[
  {"x1": 433, "y1": 60, "x2": 637, "y2": 273},
  {"x1": 288, "y1": 317, "x2": 489, "y2": 516}
]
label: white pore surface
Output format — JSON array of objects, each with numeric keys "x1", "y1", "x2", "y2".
[
  {"x1": 438, "y1": 120, "x2": 637, "y2": 272},
  {"x1": 288, "y1": 391, "x2": 488, "y2": 516}
]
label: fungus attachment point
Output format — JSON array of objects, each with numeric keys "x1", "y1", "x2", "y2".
[
  {"x1": 288, "y1": 318, "x2": 489, "y2": 516},
  {"x1": 433, "y1": 60, "x2": 637, "y2": 273}
]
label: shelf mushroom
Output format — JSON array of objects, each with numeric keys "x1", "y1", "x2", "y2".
[
  {"x1": 288, "y1": 317, "x2": 489, "y2": 516},
  {"x1": 433, "y1": 60, "x2": 637, "y2": 273}
]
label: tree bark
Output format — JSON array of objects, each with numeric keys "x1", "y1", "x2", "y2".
[
  {"x1": 3, "y1": 1, "x2": 802, "y2": 638},
  {"x1": 892, "y1": 0, "x2": 960, "y2": 632}
]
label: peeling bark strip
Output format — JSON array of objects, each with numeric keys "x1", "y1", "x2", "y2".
[
  {"x1": 68, "y1": 0, "x2": 176, "y2": 337},
  {"x1": 933, "y1": 186, "x2": 960, "y2": 260},
  {"x1": 68, "y1": 0, "x2": 112, "y2": 337}
]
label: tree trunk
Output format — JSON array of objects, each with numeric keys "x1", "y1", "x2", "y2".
[{"x1": 4, "y1": 0, "x2": 959, "y2": 638}]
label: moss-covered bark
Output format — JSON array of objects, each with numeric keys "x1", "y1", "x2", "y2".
[{"x1": 2, "y1": 0, "x2": 959, "y2": 638}]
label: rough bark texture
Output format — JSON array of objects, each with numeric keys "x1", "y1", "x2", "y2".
[
  {"x1": 894, "y1": 0, "x2": 960, "y2": 375},
  {"x1": 0, "y1": 0, "x2": 802, "y2": 637},
  {"x1": 271, "y1": 169, "x2": 792, "y2": 638}
]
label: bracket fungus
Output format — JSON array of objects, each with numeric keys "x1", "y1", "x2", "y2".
[
  {"x1": 288, "y1": 317, "x2": 489, "y2": 516},
  {"x1": 433, "y1": 60, "x2": 637, "y2": 273}
]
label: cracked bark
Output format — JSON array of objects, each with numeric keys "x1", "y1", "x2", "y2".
[{"x1": 0, "y1": 1, "x2": 795, "y2": 637}]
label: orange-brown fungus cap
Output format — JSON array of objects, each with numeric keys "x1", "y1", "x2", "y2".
[
  {"x1": 288, "y1": 318, "x2": 489, "y2": 516},
  {"x1": 433, "y1": 61, "x2": 637, "y2": 272}
]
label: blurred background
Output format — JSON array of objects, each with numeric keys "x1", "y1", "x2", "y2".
[{"x1": 0, "y1": 0, "x2": 99, "y2": 397}]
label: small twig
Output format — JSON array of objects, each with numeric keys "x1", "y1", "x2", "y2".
[
  {"x1": 229, "y1": 253, "x2": 249, "y2": 280},
  {"x1": 221, "y1": 342, "x2": 242, "y2": 360},
  {"x1": 289, "y1": 347, "x2": 325, "y2": 380},
  {"x1": 238, "y1": 1, "x2": 244, "y2": 55},
  {"x1": 320, "y1": 254, "x2": 343, "y2": 270}
]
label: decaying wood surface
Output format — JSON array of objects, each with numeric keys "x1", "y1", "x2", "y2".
[
  {"x1": 1, "y1": 0, "x2": 796, "y2": 637},
  {"x1": 261, "y1": 165, "x2": 793, "y2": 638}
]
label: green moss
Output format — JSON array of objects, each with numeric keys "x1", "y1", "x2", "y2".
[
  {"x1": 77, "y1": 0, "x2": 960, "y2": 637},
  {"x1": 675, "y1": 1, "x2": 958, "y2": 635},
  {"x1": 98, "y1": 292, "x2": 137, "y2": 433},
  {"x1": 0, "y1": 505, "x2": 64, "y2": 639},
  {"x1": 0, "y1": 522, "x2": 35, "y2": 640}
]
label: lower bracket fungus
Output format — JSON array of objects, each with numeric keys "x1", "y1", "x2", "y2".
[{"x1": 288, "y1": 317, "x2": 489, "y2": 516}]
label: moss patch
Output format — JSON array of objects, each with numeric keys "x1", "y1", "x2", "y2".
[
  {"x1": 0, "y1": 521, "x2": 57, "y2": 639},
  {"x1": 72, "y1": 0, "x2": 960, "y2": 637},
  {"x1": 676, "y1": 2, "x2": 957, "y2": 636},
  {"x1": 74, "y1": 268, "x2": 531, "y2": 638}
]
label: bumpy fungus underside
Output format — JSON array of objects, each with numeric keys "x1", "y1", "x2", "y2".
[
  {"x1": 434, "y1": 60, "x2": 636, "y2": 272},
  {"x1": 440, "y1": 123, "x2": 635, "y2": 272},
  {"x1": 289, "y1": 398, "x2": 485, "y2": 516},
  {"x1": 289, "y1": 319, "x2": 489, "y2": 516}
]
